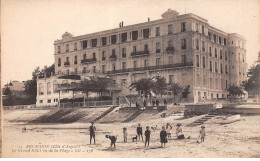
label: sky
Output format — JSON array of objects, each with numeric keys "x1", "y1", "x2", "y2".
[{"x1": 1, "y1": 0, "x2": 260, "y2": 86}]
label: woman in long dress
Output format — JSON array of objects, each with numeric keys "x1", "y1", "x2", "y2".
[{"x1": 160, "y1": 126, "x2": 167, "y2": 147}]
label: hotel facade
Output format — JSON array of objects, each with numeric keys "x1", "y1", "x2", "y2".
[{"x1": 36, "y1": 9, "x2": 247, "y2": 107}]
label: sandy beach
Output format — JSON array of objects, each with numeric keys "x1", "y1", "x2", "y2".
[{"x1": 2, "y1": 108, "x2": 260, "y2": 158}]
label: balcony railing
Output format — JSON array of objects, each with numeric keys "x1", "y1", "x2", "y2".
[
  {"x1": 106, "y1": 62, "x2": 193, "y2": 74},
  {"x1": 110, "y1": 54, "x2": 117, "y2": 60},
  {"x1": 81, "y1": 58, "x2": 97, "y2": 64},
  {"x1": 131, "y1": 50, "x2": 149, "y2": 57},
  {"x1": 166, "y1": 47, "x2": 174, "y2": 53},
  {"x1": 64, "y1": 62, "x2": 70, "y2": 66}
]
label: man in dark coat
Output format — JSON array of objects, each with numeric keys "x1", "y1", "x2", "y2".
[{"x1": 137, "y1": 123, "x2": 143, "y2": 141}]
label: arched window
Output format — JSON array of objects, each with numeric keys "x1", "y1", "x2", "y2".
[
  {"x1": 47, "y1": 82, "x2": 51, "y2": 95},
  {"x1": 53, "y1": 81, "x2": 58, "y2": 93},
  {"x1": 39, "y1": 83, "x2": 44, "y2": 95}
]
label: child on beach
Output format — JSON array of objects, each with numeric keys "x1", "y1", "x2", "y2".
[
  {"x1": 166, "y1": 123, "x2": 172, "y2": 139},
  {"x1": 160, "y1": 126, "x2": 167, "y2": 148},
  {"x1": 176, "y1": 123, "x2": 184, "y2": 139},
  {"x1": 199, "y1": 126, "x2": 206, "y2": 142},
  {"x1": 123, "y1": 127, "x2": 128, "y2": 142},
  {"x1": 89, "y1": 122, "x2": 96, "y2": 144},
  {"x1": 106, "y1": 135, "x2": 117, "y2": 150},
  {"x1": 145, "y1": 126, "x2": 151, "y2": 148},
  {"x1": 137, "y1": 123, "x2": 143, "y2": 141}
]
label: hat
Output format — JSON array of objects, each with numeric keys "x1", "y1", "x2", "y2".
[
  {"x1": 146, "y1": 126, "x2": 149, "y2": 128},
  {"x1": 138, "y1": 123, "x2": 141, "y2": 126},
  {"x1": 162, "y1": 126, "x2": 165, "y2": 129},
  {"x1": 177, "y1": 123, "x2": 181, "y2": 126},
  {"x1": 123, "y1": 127, "x2": 127, "y2": 130},
  {"x1": 201, "y1": 126, "x2": 205, "y2": 128},
  {"x1": 91, "y1": 121, "x2": 94, "y2": 124}
]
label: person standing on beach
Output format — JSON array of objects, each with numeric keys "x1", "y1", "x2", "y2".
[
  {"x1": 89, "y1": 122, "x2": 96, "y2": 144},
  {"x1": 137, "y1": 123, "x2": 143, "y2": 141},
  {"x1": 199, "y1": 126, "x2": 206, "y2": 142},
  {"x1": 160, "y1": 126, "x2": 167, "y2": 148},
  {"x1": 166, "y1": 123, "x2": 172, "y2": 139},
  {"x1": 145, "y1": 126, "x2": 151, "y2": 148},
  {"x1": 176, "y1": 123, "x2": 184, "y2": 139},
  {"x1": 123, "y1": 127, "x2": 128, "y2": 142}
]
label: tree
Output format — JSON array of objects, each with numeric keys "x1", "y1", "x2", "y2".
[
  {"x1": 227, "y1": 85, "x2": 244, "y2": 97},
  {"x1": 167, "y1": 83, "x2": 183, "y2": 103},
  {"x1": 91, "y1": 77, "x2": 113, "y2": 99},
  {"x1": 131, "y1": 78, "x2": 153, "y2": 97},
  {"x1": 152, "y1": 76, "x2": 167, "y2": 97},
  {"x1": 243, "y1": 64, "x2": 260, "y2": 97},
  {"x1": 182, "y1": 85, "x2": 191, "y2": 99}
]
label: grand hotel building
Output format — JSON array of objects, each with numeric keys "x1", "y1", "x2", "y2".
[{"x1": 36, "y1": 9, "x2": 247, "y2": 107}]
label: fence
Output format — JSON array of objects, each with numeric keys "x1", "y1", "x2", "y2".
[
  {"x1": 60, "y1": 100, "x2": 113, "y2": 108},
  {"x1": 3, "y1": 104, "x2": 36, "y2": 110}
]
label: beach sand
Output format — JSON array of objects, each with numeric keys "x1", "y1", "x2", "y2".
[{"x1": 2, "y1": 109, "x2": 260, "y2": 158}]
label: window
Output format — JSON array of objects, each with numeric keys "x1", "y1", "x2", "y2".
[
  {"x1": 66, "y1": 69, "x2": 69, "y2": 75},
  {"x1": 203, "y1": 75, "x2": 206, "y2": 86},
  {"x1": 122, "y1": 62, "x2": 126, "y2": 70},
  {"x1": 102, "y1": 51, "x2": 106, "y2": 60},
  {"x1": 74, "y1": 68, "x2": 78, "y2": 74},
  {"x1": 39, "y1": 83, "x2": 44, "y2": 95},
  {"x1": 196, "y1": 39, "x2": 199, "y2": 50},
  {"x1": 210, "y1": 77, "x2": 213, "y2": 88},
  {"x1": 143, "y1": 28, "x2": 150, "y2": 39},
  {"x1": 210, "y1": 61, "x2": 212, "y2": 71},
  {"x1": 66, "y1": 44, "x2": 69, "y2": 52},
  {"x1": 220, "y1": 50, "x2": 223, "y2": 59},
  {"x1": 48, "y1": 99, "x2": 51, "y2": 103},
  {"x1": 225, "y1": 51, "x2": 227, "y2": 61},
  {"x1": 132, "y1": 31, "x2": 138, "y2": 40},
  {"x1": 181, "y1": 22, "x2": 186, "y2": 32},
  {"x1": 196, "y1": 55, "x2": 200, "y2": 67},
  {"x1": 83, "y1": 53, "x2": 87, "y2": 60},
  {"x1": 112, "y1": 49, "x2": 116, "y2": 55},
  {"x1": 74, "y1": 42, "x2": 77, "y2": 51},
  {"x1": 224, "y1": 38, "x2": 227, "y2": 46},
  {"x1": 219, "y1": 37, "x2": 222, "y2": 44},
  {"x1": 196, "y1": 23, "x2": 199, "y2": 32},
  {"x1": 91, "y1": 38, "x2": 97, "y2": 47},
  {"x1": 102, "y1": 37, "x2": 107, "y2": 46},
  {"x1": 202, "y1": 56, "x2": 206, "y2": 68},
  {"x1": 202, "y1": 25, "x2": 205, "y2": 34},
  {"x1": 144, "y1": 59, "x2": 148, "y2": 67},
  {"x1": 169, "y1": 75, "x2": 174, "y2": 84},
  {"x1": 168, "y1": 24, "x2": 173, "y2": 34},
  {"x1": 53, "y1": 81, "x2": 58, "y2": 93},
  {"x1": 168, "y1": 56, "x2": 173, "y2": 64},
  {"x1": 58, "y1": 46, "x2": 61, "y2": 53},
  {"x1": 111, "y1": 35, "x2": 117, "y2": 44},
  {"x1": 133, "y1": 61, "x2": 137, "y2": 68},
  {"x1": 58, "y1": 58, "x2": 61, "y2": 67},
  {"x1": 181, "y1": 39, "x2": 186, "y2": 50},
  {"x1": 39, "y1": 100, "x2": 43, "y2": 103},
  {"x1": 74, "y1": 56, "x2": 77, "y2": 64},
  {"x1": 121, "y1": 33, "x2": 127, "y2": 42},
  {"x1": 156, "y1": 58, "x2": 160, "y2": 66},
  {"x1": 144, "y1": 44, "x2": 148, "y2": 51},
  {"x1": 208, "y1": 32, "x2": 212, "y2": 41},
  {"x1": 82, "y1": 40, "x2": 88, "y2": 49},
  {"x1": 156, "y1": 42, "x2": 160, "y2": 53},
  {"x1": 156, "y1": 27, "x2": 160, "y2": 36},
  {"x1": 181, "y1": 55, "x2": 186, "y2": 64},
  {"x1": 220, "y1": 63, "x2": 223, "y2": 73},
  {"x1": 202, "y1": 41, "x2": 205, "y2": 51},
  {"x1": 92, "y1": 53, "x2": 96, "y2": 59},
  {"x1": 93, "y1": 66, "x2": 96, "y2": 73},
  {"x1": 209, "y1": 47, "x2": 212, "y2": 57},
  {"x1": 133, "y1": 46, "x2": 136, "y2": 52},
  {"x1": 215, "y1": 62, "x2": 218, "y2": 73},
  {"x1": 225, "y1": 65, "x2": 228, "y2": 74},
  {"x1": 215, "y1": 48, "x2": 217, "y2": 58},
  {"x1": 168, "y1": 40, "x2": 173, "y2": 47},
  {"x1": 102, "y1": 65, "x2": 106, "y2": 73},
  {"x1": 122, "y1": 48, "x2": 126, "y2": 57},
  {"x1": 83, "y1": 67, "x2": 87, "y2": 73},
  {"x1": 226, "y1": 80, "x2": 228, "y2": 89},
  {"x1": 66, "y1": 57, "x2": 69, "y2": 62},
  {"x1": 213, "y1": 34, "x2": 216, "y2": 42}
]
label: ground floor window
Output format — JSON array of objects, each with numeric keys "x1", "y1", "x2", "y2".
[
  {"x1": 48, "y1": 99, "x2": 51, "y2": 103},
  {"x1": 39, "y1": 100, "x2": 43, "y2": 103}
]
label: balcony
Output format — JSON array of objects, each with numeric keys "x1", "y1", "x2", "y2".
[
  {"x1": 110, "y1": 54, "x2": 117, "y2": 60},
  {"x1": 166, "y1": 47, "x2": 174, "y2": 53},
  {"x1": 81, "y1": 58, "x2": 97, "y2": 64},
  {"x1": 122, "y1": 53, "x2": 126, "y2": 58},
  {"x1": 106, "y1": 62, "x2": 193, "y2": 74},
  {"x1": 64, "y1": 62, "x2": 70, "y2": 66},
  {"x1": 131, "y1": 50, "x2": 149, "y2": 57}
]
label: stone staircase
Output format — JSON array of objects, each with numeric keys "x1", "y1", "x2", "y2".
[
  {"x1": 186, "y1": 112, "x2": 219, "y2": 127},
  {"x1": 122, "y1": 110, "x2": 143, "y2": 123},
  {"x1": 93, "y1": 106, "x2": 117, "y2": 122}
]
